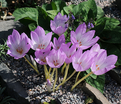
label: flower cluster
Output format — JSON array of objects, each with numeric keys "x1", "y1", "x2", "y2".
[{"x1": 7, "y1": 12, "x2": 117, "y2": 92}]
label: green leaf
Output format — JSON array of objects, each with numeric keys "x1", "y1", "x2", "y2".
[
  {"x1": 51, "y1": 1, "x2": 57, "y2": 10},
  {"x1": 61, "y1": 9, "x2": 64, "y2": 16},
  {"x1": 72, "y1": 2, "x2": 87, "y2": 16},
  {"x1": 19, "y1": 17, "x2": 35, "y2": 26},
  {"x1": 46, "y1": 10, "x2": 58, "y2": 19},
  {"x1": 98, "y1": 25, "x2": 121, "y2": 43},
  {"x1": 53, "y1": 0, "x2": 66, "y2": 11},
  {"x1": 28, "y1": 22, "x2": 37, "y2": 31},
  {"x1": 96, "y1": 6, "x2": 104, "y2": 19},
  {"x1": 105, "y1": 18, "x2": 120, "y2": 29},
  {"x1": 92, "y1": 17, "x2": 106, "y2": 36},
  {"x1": 86, "y1": 68, "x2": 97, "y2": 79},
  {"x1": 43, "y1": 102, "x2": 49, "y2": 104},
  {"x1": 37, "y1": 6, "x2": 51, "y2": 31},
  {"x1": 87, "y1": 0, "x2": 97, "y2": 19},
  {"x1": 42, "y1": 3, "x2": 52, "y2": 10},
  {"x1": 82, "y1": 72, "x2": 105, "y2": 93},
  {"x1": 13, "y1": 7, "x2": 38, "y2": 23},
  {"x1": 0, "y1": 0, "x2": 7, "y2": 7},
  {"x1": 63, "y1": 4, "x2": 75, "y2": 14}
]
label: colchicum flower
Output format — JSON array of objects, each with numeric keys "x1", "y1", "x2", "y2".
[
  {"x1": 91, "y1": 50, "x2": 117, "y2": 75},
  {"x1": 60, "y1": 43, "x2": 76, "y2": 64},
  {"x1": 29, "y1": 26, "x2": 52, "y2": 52},
  {"x1": 72, "y1": 48, "x2": 93, "y2": 72},
  {"x1": 35, "y1": 49, "x2": 50, "y2": 65},
  {"x1": 90, "y1": 43, "x2": 106, "y2": 58},
  {"x1": 71, "y1": 23, "x2": 99, "y2": 50},
  {"x1": 52, "y1": 34, "x2": 71, "y2": 50},
  {"x1": 7, "y1": 29, "x2": 30, "y2": 59},
  {"x1": 50, "y1": 12, "x2": 69, "y2": 36},
  {"x1": 46, "y1": 79, "x2": 52, "y2": 92},
  {"x1": 46, "y1": 49, "x2": 66, "y2": 68}
]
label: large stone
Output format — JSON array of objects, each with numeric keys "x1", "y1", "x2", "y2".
[
  {"x1": 0, "y1": 18, "x2": 30, "y2": 44},
  {"x1": 108, "y1": 68, "x2": 121, "y2": 85},
  {"x1": 0, "y1": 63, "x2": 29, "y2": 104},
  {"x1": 82, "y1": 82, "x2": 111, "y2": 104}
]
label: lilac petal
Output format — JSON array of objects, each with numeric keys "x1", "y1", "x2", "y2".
[
  {"x1": 40, "y1": 42, "x2": 52, "y2": 52},
  {"x1": 84, "y1": 36, "x2": 99, "y2": 47},
  {"x1": 83, "y1": 30, "x2": 95, "y2": 41},
  {"x1": 53, "y1": 37, "x2": 60, "y2": 49},
  {"x1": 31, "y1": 31, "x2": 39, "y2": 43},
  {"x1": 91, "y1": 43, "x2": 100, "y2": 52},
  {"x1": 71, "y1": 31, "x2": 77, "y2": 44},
  {"x1": 58, "y1": 34, "x2": 65, "y2": 43},
  {"x1": 35, "y1": 49, "x2": 43, "y2": 58},
  {"x1": 12, "y1": 29, "x2": 20, "y2": 45},
  {"x1": 45, "y1": 32, "x2": 52, "y2": 43},
  {"x1": 100, "y1": 55, "x2": 117, "y2": 70},
  {"x1": 69, "y1": 44, "x2": 76, "y2": 55},
  {"x1": 74, "y1": 48, "x2": 82, "y2": 58},
  {"x1": 55, "y1": 26, "x2": 66, "y2": 36},
  {"x1": 66, "y1": 42, "x2": 71, "y2": 47},
  {"x1": 72, "y1": 62, "x2": 84, "y2": 72},
  {"x1": 50, "y1": 20, "x2": 56, "y2": 32},
  {"x1": 75, "y1": 23, "x2": 86, "y2": 35},
  {"x1": 96, "y1": 51, "x2": 107, "y2": 66},
  {"x1": 34, "y1": 26, "x2": 45, "y2": 37}
]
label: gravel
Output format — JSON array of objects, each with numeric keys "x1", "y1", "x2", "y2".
[
  {"x1": 2, "y1": 56, "x2": 89, "y2": 104},
  {"x1": 1, "y1": 55, "x2": 120, "y2": 104}
]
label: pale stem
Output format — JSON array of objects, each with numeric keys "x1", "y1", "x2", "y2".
[
  {"x1": 56, "y1": 70, "x2": 76, "y2": 91},
  {"x1": 50, "y1": 68, "x2": 56, "y2": 80},
  {"x1": 62, "y1": 64, "x2": 70, "y2": 83},
  {"x1": 71, "y1": 71, "x2": 93, "y2": 91},
  {"x1": 47, "y1": 67, "x2": 52, "y2": 79},
  {"x1": 24, "y1": 56, "x2": 39, "y2": 74},
  {"x1": 53, "y1": 68, "x2": 58, "y2": 92},
  {"x1": 61, "y1": 62, "x2": 67, "y2": 74},
  {"x1": 44, "y1": 65, "x2": 49, "y2": 80},
  {"x1": 75, "y1": 72, "x2": 81, "y2": 83}
]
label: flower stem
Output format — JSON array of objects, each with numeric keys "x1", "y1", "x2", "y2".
[
  {"x1": 62, "y1": 64, "x2": 70, "y2": 83},
  {"x1": 24, "y1": 56, "x2": 39, "y2": 74},
  {"x1": 61, "y1": 62, "x2": 66, "y2": 74},
  {"x1": 56, "y1": 70, "x2": 76, "y2": 91},
  {"x1": 53, "y1": 68, "x2": 58, "y2": 92},
  {"x1": 75, "y1": 72, "x2": 81, "y2": 83},
  {"x1": 47, "y1": 67, "x2": 52, "y2": 79},
  {"x1": 50, "y1": 68, "x2": 56, "y2": 80},
  {"x1": 71, "y1": 71, "x2": 93, "y2": 91},
  {"x1": 44, "y1": 65, "x2": 49, "y2": 80}
]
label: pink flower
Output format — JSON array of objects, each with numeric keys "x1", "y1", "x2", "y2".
[
  {"x1": 60, "y1": 43, "x2": 76, "y2": 64},
  {"x1": 50, "y1": 12, "x2": 68, "y2": 36},
  {"x1": 91, "y1": 49, "x2": 117, "y2": 75},
  {"x1": 71, "y1": 23, "x2": 99, "y2": 50},
  {"x1": 72, "y1": 48, "x2": 93, "y2": 72},
  {"x1": 89, "y1": 43, "x2": 106, "y2": 58},
  {"x1": 29, "y1": 26, "x2": 52, "y2": 52},
  {"x1": 46, "y1": 49, "x2": 66, "y2": 68},
  {"x1": 7, "y1": 29, "x2": 30, "y2": 59},
  {"x1": 52, "y1": 34, "x2": 71, "y2": 50},
  {"x1": 46, "y1": 79, "x2": 52, "y2": 92},
  {"x1": 35, "y1": 49, "x2": 50, "y2": 65}
]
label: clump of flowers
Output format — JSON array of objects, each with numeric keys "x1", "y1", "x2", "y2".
[{"x1": 7, "y1": 12, "x2": 118, "y2": 93}]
